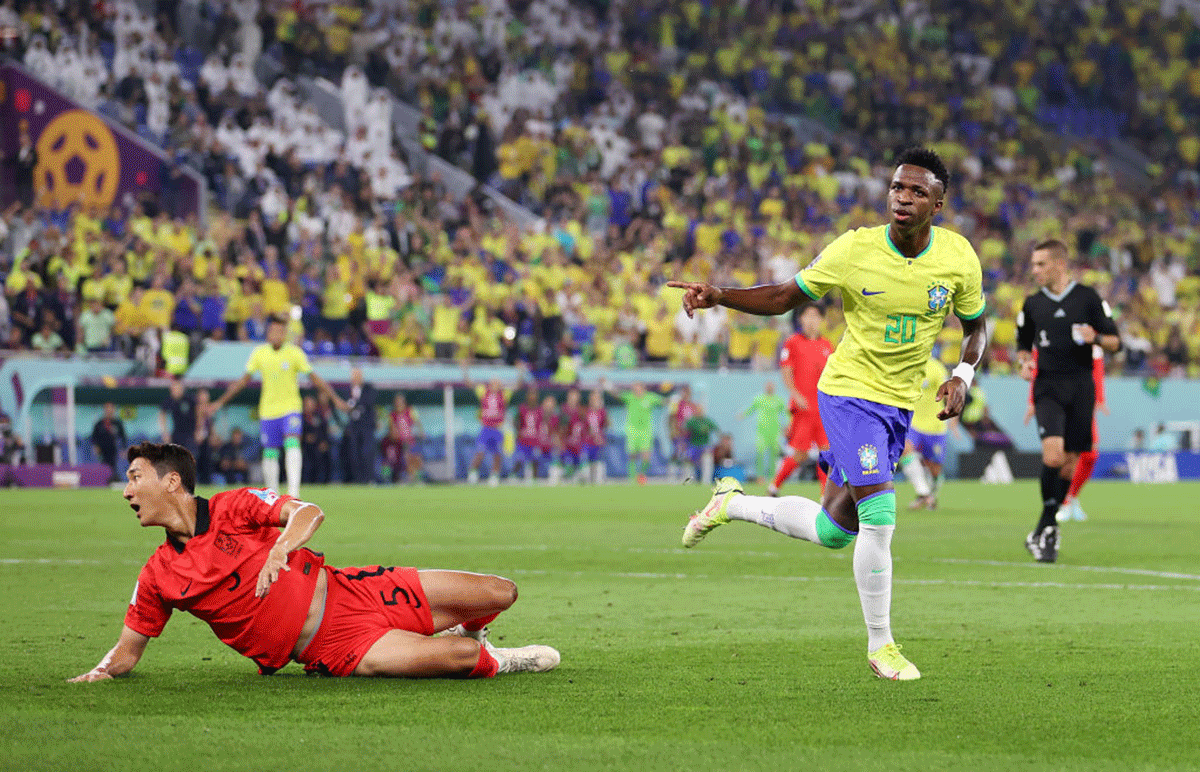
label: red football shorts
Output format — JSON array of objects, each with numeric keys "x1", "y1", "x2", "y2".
[
  {"x1": 296, "y1": 565, "x2": 434, "y2": 677},
  {"x1": 787, "y1": 409, "x2": 828, "y2": 452}
]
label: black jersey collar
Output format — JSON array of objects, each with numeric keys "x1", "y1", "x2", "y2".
[
  {"x1": 1040, "y1": 281, "x2": 1077, "y2": 303},
  {"x1": 167, "y1": 496, "x2": 211, "y2": 554}
]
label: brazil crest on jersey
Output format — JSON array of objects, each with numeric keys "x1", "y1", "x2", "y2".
[{"x1": 795, "y1": 225, "x2": 984, "y2": 409}]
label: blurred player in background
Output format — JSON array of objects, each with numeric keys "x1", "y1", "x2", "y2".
[
  {"x1": 1017, "y1": 240, "x2": 1120, "y2": 562},
  {"x1": 159, "y1": 379, "x2": 198, "y2": 456},
  {"x1": 668, "y1": 384, "x2": 698, "y2": 483},
  {"x1": 684, "y1": 404, "x2": 719, "y2": 482},
  {"x1": 741, "y1": 382, "x2": 787, "y2": 482},
  {"x1": 537, "y1": 394, "x2": 561, "y2": 485},
  {"x1": 560, "y1": 388, "x2": 587, "y2": 484},
  {"x1": 768, "y1": 303, "x2": 833, "y2": 495},
  {"x1": 608, "y1": 380, "x2": 664, "y2": 484},
  {"x1": 584, "y1": 389, "x2": 609, "y2": 484},
  {"x1": 70, "y1": 442, "x2": 559, "y2": 683},
  {"x1": 209, "y1": 317, "x2": 347, "y2": 498},
  {"x1": 901, "y1": 357, "x2": 958, "y2": 510},
  {"x1": 468, "y1": 378, "x2": 510, "y2": 487},
  {"x1": 384, "y1": 392, "x2": 425, "y2": 483},
  {"x1": 512, "y1": 387, "x2": 542, "y2": 484},
  {"x1": 670, "y1": 148, "x2": 987, "y2": 680}
]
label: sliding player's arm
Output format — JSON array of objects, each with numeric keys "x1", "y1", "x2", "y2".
[
  {"x1": 68, "y1": 625, "x2": 151, "y2": 683},
  {"x1": 255, "y1": 499, "x2": 326, "y2": 598}
]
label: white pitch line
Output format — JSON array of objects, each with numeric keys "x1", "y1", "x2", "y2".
[
  {"x1": 932, "y1": 558, "x2": 1200, "y2": 582},
  {"x1": 505, "y1": 568, "x2": 1200, "y2": 593}
]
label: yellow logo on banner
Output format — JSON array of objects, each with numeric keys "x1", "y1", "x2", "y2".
[{"x1": 34, "y1": 109, "x2": 120, "y2": 210}]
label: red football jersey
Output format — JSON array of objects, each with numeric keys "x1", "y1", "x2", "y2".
[
  {"x1": 516, "y1": 403, "x2": 541, "y2": 446},
  {"x1": 563, "y1": 407, "x2": 587, "y2": 451},
  {"x1": 538, "y1": 409, "x2": 560, "y2": 452},
  {"x1": 479, "y1": 387, "x2": 507, "y2": 428},
  {"x1": 124, "y1": 488, "x2": 324, "y2": 673},
  {"x1": 779, "y1": 333, "x2": 833, "y2": 409},
  {"x1": 672, "y1": 399, "x2": 697, "y2": 433},
  {"x1": 584, "y1": 407, "x2": 608, "y2": 447},
  {"x1": 390, "y1": 407, "x2": 416, "y2": 442}
]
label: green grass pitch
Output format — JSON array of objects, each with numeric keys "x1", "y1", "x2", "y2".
[{"x1": 2, "y1": 480, "x2": 1199, "y2": 771}]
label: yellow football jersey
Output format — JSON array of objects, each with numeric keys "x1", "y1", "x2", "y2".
[
  {"x1": 796, "y1": 225, "x2": 984, "y2": 409},
  {"x1": 910, "y1": 358, "x2": 951, "y2": 435},
  {"x1": 245, "y1": 343, "x2": 312, "y2": 419}
]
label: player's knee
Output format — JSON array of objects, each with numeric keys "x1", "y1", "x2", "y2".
[
  {"x1": 486, "y1": 575, "x2": 518, "y2": 609},
  {"x1": 821, "y1": 529, "x2": 856, "y2": 550},
  {"x1": 1042, "y1": 449, "x2": 1065, "y2": 467}
]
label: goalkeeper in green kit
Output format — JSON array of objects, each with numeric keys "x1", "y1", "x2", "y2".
[
  {"x1": 605, "y1": 380, "x2": 664, "y2": 484},
  {"x1": 741, "y1": 382, "x2": 788, "y2": 482}
]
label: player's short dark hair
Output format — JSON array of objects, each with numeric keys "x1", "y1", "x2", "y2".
[
  {"x1": 798, "y1": 302, "x2": 824, "y2": 317},
  {"x1": 267, "y1": 315, "x2": 288, "y2": 327},
  {"x1": 127, "y1": 442, "x2": 197, "y2": 494},
  {"x1": 895, "y1": 147, "x2": 949, "y2": 196},
  {"x1": 1032, "y1": 239, "x2": 1070, "y2": 262}
]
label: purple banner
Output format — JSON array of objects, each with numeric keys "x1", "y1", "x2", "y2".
[
  {"x1": 0, "y1": 64, "x2": 198, "y2": 218},
  {"x1": 0, "y1": 463, "x2": 113, "y2": 488}
]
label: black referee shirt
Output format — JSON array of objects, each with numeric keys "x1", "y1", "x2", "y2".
[{"x1": 1016, "y1": 282, "x2": 1119, "y2": 378}]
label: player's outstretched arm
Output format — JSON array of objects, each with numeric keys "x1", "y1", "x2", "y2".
[
  {"x1": 209, "y1": 373, "x2": 252, "y2": 416},
  {"x1": 68, "y1": 625, "x2": 150, "y2": 683},
  {"x1": 937, "y1": 315, "x2": 988, "y2": 420},
  {"x1": 309, "y1": 372, "x2": 351, "y2": 413},
  {"x1": 256, "y1": 500, "x2": 326, "y2": 598},
  {"x1": 666, "y1": 279, "x2": 805, "y2": 318}
]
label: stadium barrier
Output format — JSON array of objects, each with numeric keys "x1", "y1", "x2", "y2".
[{"x1": 959, "y1": 450, "x2": 1200, "y2": 483}]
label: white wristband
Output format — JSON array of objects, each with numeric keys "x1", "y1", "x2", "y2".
[{"x1": 951, "y1": 362, "x2": 975, "y2": 388}]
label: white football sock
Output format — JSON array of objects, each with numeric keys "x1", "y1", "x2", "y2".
[
  {"x1": 285, "y1": 446, "x2": 302, "y2": 499},
  {"x1": 726, "y1": 494, "x2": 823, "y2": 544},
  {"x1": 593, "y1": 460, "x2": 606, "y2": 485},
  {"x1": 854, "y1": 523, "x2": 895, "y2": 651},
  {"x1": 262, "y1": 454, "x2": 280, "y2": 491},
  {"x1": 902, "y1": 456, "x2": 931, "y2": 496}
]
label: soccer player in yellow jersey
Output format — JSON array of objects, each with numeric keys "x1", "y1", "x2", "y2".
[
  {"x1": 900, "y1": 357, "x2": 959, "y2": 511},
  {"x1": 209, "y1": 318, "x2": 348, "y2": 498},
  {"x1": 669, "y1": 148, "x2": 988, "y2": 681}
]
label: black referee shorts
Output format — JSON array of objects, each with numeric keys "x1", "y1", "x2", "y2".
[{"x1": 1033, "y1": 377, "x2": 1096, "y2": 453}]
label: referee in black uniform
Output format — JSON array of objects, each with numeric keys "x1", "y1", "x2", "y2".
[{"x1": 1016, "y1": 239, "x2": 1120, "y2": 563}]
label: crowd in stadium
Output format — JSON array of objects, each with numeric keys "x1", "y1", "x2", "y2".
[{"x1": 3, "y1": 0, "x2": 1200, "y2": 379}]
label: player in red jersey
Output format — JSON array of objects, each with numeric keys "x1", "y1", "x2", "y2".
[
  {"x1": 669, "y1": 385, "x2": 699, "y2": 482},
  {"x1": 468, "y1": 378, "x2": 509, "y2": 486},
  {"x1": 1023, "y1": 347, "x2": 1106, "y2": 522},
  {"x1": 69, "y1": 443, "x2": 559, "y2": 683},
  {"x1": 769, "y1": 304, "x2": 834, "y2": 495},
  {"x1": 383, "y1": 392, "x2": 425, "y2": 483},
  {"x1": 560, "y1": 388, "x2": 588, "y2": 484},
  {"x1": 537, "y1": 394, "x2": 561, "y2": 485},
  {"x1": 583, "y1": 389, "x2": 609, "y2": 484},
  {"x1": 512, "y1": 387, "x2": 543, "y2": 484}
]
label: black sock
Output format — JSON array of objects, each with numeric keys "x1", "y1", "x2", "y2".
[
  {"x1": 1054, "y1": 474, "x2": 1071, "y2": 507},
  {"x1": 1037, "y1": 464, "x2": 1062, "y2": 532}
]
